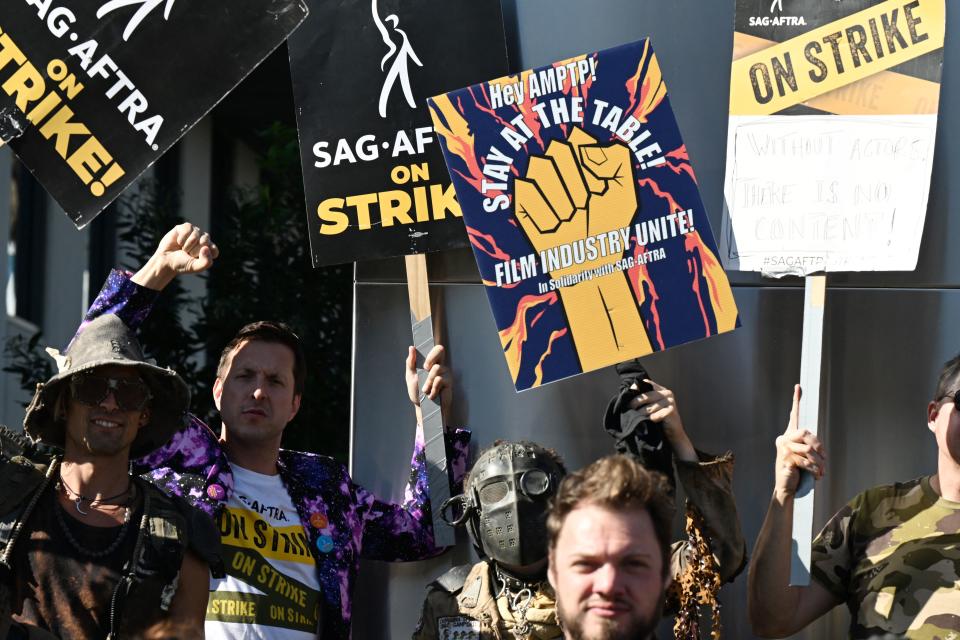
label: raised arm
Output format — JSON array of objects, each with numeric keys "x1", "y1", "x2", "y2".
[
  {"x1": 358, "y1": 344, "x2": 470, "y2": 561},
  {"x1": 69, "y1": 223, "x2": 218, "y2": 348},
  {"x1": 629, "y1": 378, "x2": 697, "y2": 463},
  {"x1": 131, "y1": 222, "x2": 218, "y2": 291},
  {"x1": 93, "y1": 223, "x2": 227, "y2": 514},
  {"x1": 748, "y1": 385, "x2": 840, "y2": 637},
  {"x1": 632, "y1": 379, "x2": 746, "y2": 582}
]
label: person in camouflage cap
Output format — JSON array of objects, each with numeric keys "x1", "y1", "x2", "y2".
[{"x1": 748, "y1": 358, "x2": 960, "y2": 639}]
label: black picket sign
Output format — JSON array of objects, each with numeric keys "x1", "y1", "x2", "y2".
[
  {"x1": 0, "y1": 0, "x2": 308, "y2": 227},
  {"x1": 288, "y1": 0, "x2": 508, "y2": 266}
]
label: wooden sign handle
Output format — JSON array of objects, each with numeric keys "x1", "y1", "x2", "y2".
[
  {"x1": 404, "y1": 253, "x2": 454, "y2": 548},
  {"x1": 790, "y1": 274, "x2": 826, "y2": 585}
]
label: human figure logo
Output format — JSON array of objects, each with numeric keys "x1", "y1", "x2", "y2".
[
  {"x1": 372, "y1": 0, "x2": 424, "y2": 119},
  {"x1": 750, "y1": 0, "x2": 805, "y2": 26},
  {"x1": 96, "y1": 0, "x2": 177, "y2": 41}
]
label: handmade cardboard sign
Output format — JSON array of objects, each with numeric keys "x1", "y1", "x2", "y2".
[
  {"x1": 721, "y1": 0, "x2": 946, "y2": 277},
  {"x1": 288, "y1": 0, "x2": 507, "y2": 267},
  {"x1": 429, "y1": 40, "x2": 739, "y2": 392},
  {"x1": 0, "y1": 0, "x2": 308, "y2": 227}
]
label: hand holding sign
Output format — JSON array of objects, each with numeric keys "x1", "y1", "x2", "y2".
[
  {"x1": 515, "y1": 126, "x2": 652, "y2": 371},
  {"x1": 774, "y1": 384, "x2": 827, "y2": 503},
  {"x1": 405, "y1": 344, "x2": 452, "y2": 425}
]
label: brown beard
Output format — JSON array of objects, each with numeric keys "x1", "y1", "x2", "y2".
[{"x1": 555, "y1": 590, "x2": 665, "y2": 640}]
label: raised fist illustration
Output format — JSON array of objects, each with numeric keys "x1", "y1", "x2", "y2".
[{"x1": 515, "y1": 126, "x2": 637, "y2": 278}]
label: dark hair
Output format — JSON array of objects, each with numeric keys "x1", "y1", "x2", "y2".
[
  {"x1": 934, "y1": 353, "x2": 960, "y2": 402},
  {"x1": 216, "y1": 321, "x2": 306, "y2": 395},
  {"x1": 463, "y1": 439, "x2": 567, "y2": 490},
  {"x1": 547, "y1": 454, "x2": 673, "y2": 576}
]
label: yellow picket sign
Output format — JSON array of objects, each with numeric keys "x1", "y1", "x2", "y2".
[{"x1": 729, "y1": 0, "x2": 945, "y2": 116}]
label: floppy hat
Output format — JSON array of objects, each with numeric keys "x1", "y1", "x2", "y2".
[{"x1": 23, "y1": 315, "x2": 190, "y2": 457}]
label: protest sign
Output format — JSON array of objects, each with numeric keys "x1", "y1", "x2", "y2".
[
  {"x1": 0, "y1": 0, "x2": 308, "y2": 227},
  {"x1": 288, "y1": 0, "x2": 508, "y2": 267},
  {"x1": 429, "y1": 40, "x2": 739, "y2": 392},
  {"x1": 721, "y1": 0, "x2": 946, "y2": 276}
]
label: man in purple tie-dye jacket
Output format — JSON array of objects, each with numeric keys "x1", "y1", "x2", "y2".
[{"x1": 73, "y1": 224, "x2": 469, "y2": 640}]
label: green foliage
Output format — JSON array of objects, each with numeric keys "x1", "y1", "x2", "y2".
[
  {"x1": 4, "y1": 123, "x2": 352, "y2": 461},
  {"x1": 197, "y1": 122, "x2": 352, "y2": 459},
  {"x1": 3, "y1": 331, "x2": 53, "y2": 397}
]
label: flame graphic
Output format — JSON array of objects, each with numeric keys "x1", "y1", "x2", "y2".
[
  {"x1": 686, "y1": 248, "x2": 711, "y2": 336},
  {"x1": 684, "y1": 231, "x2": 738, "y2": 333},
  {"x1": 482, "y1": 279, "x2": 521, "y2": 289},
  {"x1": 661, "y1": 146, "x2": 697, "y2": 183},
  {"x1": 628, "y1": 244, "x2": 665, "y2": 350},
  {"x1": 473, "y1": 84, "x2": 515, "y2": 132},
  {"x1": 624, "y1": 41, "x2": 666, "y2": 123},
  {"x1": 637, "y1": 177, "x2": 683, "y2": 215},
  {"x1": 467, "y1": 226, "x2": 510, "y2": 261},
  {"x1": 499, "y1": 293, "x2": 559, "y2": 383},
  {"x1": 636, "y1": 176, "x2": 737, "y2": 336},
  {"x1": 533, "y1": 328, "x2": 569, "y2": 387},
  {"x1": 431, "y1": 94, "x2": 486, "y2": 194},
  {"x1": 531, "y1": 308, "x2": 548, "y2": 328}
]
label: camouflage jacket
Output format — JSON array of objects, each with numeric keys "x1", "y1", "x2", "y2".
[
  {"x1": 413, "y1": 451, "x2": 745, "y2": 640},
  {"x1": 811, "y1": 475, "x2": 960, "y2": 639}
]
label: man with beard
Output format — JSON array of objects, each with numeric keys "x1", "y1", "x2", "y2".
[
  {"x1": 0, "y1": 314, "x2": 220, "y2": 639},
  {"x1": 547, "y1": 454, "x2": 674, "y2": 640},
  {"x1": 414, "y1": 381, "x2": 744, "y2": 639}
]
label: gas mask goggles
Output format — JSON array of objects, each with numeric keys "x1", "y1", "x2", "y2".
[{"x1": 441, "y1": 442, "x2": 564, "y2": 571}]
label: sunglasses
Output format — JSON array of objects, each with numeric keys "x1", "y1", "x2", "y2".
[{"x1": 70, "y1": 374, "x2": 152, "y2": 412}]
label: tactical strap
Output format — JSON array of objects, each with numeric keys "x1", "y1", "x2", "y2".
[
  {"x1": 0, "y1": 426, "x2": 30, "y2": 460},
  {"x1": 433, "y1": 563, "x2": 473, "y2": 594}
]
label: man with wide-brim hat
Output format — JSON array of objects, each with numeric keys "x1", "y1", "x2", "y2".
[
  {"x1": 0, "y1": 314, "x2": 222, "y2": 640},
  {"x1": 24, "y1": 314, "x2": 191, "y2": 457}
]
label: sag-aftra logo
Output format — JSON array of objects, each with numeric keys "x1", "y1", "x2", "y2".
[{"x1": 750, "y1": 0, "x2": 808, "y2": 27}]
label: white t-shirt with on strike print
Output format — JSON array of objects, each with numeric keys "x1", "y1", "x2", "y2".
[{"x1": 205, "y1": 465, "x2": 321, "y2": 639}]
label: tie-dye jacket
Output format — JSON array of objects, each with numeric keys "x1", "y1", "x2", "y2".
[{"x1": 76, "y1": 270, "x2": 472, "y2": 640}]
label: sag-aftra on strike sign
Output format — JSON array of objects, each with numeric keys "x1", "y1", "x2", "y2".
[
  {"x1": 288, "y1": 0, "x2": 507, "y2": 266},
  {"x1": 721, "y1": 0, "x2": 945, "y2": 276},
  {"x1": 0, "y1": 0, "x2": 308, "y2": 227}
]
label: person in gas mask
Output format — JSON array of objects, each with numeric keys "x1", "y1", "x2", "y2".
[
  {"x1": 413, "y1": 378, "x2": 746, "y2": 639},
  {"x1": 413, "y1": 440, "x2": 566, "y2": 639}
]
